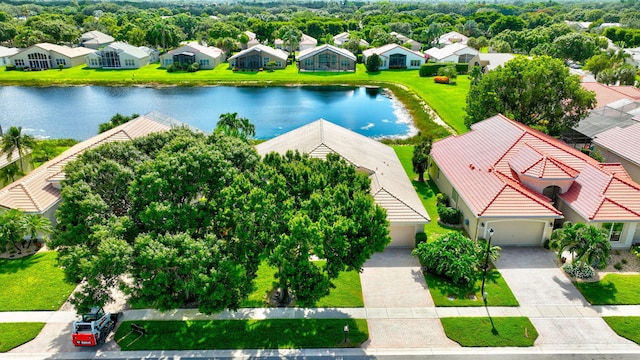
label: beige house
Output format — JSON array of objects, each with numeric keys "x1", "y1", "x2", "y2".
[
  {"x1": 468, "y1": 53, "x2": 515, "y2": 73},
  {"x1": 297, "y1": 44, "x2": 356, "y2": 72},
  {"x1": 85, "y1": 42, "x2": 150, "y2": 69},
  {"x1": 256, "y1": 119, "x2": 430, "y2": 247},
  {"x1": 79, "y1": 30, "x2": 114, "y2": 49},
  {"x1": 160, "y1": 42, "x2": 225, "y2": 70},
  {"x1": 228, "y1": 44, "x2": 288, "y2": 70},
  {"x1": 10, "y1": 43, "x2": 95, "y2": 70},
  {"x1": 0, "y1": 113, "x2": 181, "y2": 223}
]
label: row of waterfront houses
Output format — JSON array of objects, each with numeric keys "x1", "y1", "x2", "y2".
[{"x1": 3, "y1": 29, "x2": 509, "y2": 72}]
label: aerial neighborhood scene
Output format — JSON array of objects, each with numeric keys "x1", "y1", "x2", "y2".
[{"x1": 2, "y1": 0, "x2": 640, "y2": 358}]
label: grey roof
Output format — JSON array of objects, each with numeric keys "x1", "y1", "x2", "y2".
[
  {"x1": 363, "y1": 43, "x2": 423, "y2": 59},
  {"x1": 255, "y1": 119, "x2": 430, "y2": 225},
  {"x1": 167, "y1": 43, "x2": 223, "y2": 59},
  {"x1": 80, "y1": 30, "x2": 114, "y2": 45},
  {"x1": 298, "y1": 44, "x2": 356, "y2": 61},
  {"x1": 476, "y1": 53, "x2": 515, "y2": 70},
  {"x1": 573, "y1": 101, "x2": 640, "y2": 139},
  {"x1": 101, "y1": 42, "x2": 148, "y2": 59},
  {"x1": 0, "y1": 46, "x2": 19, "y2": 58},
  {"x1": 228, "y1": 44, "x2": 288, "y2": 62}
]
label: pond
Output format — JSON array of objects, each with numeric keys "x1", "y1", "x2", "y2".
[{"x1": 0, "y1": 85, "x2": 415, "y2": 140}]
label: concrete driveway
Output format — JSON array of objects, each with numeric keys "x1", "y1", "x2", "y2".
[
  {"x1": 359, "y1": 247, "x2": 458, "y2": 348},
  {"x1": 495, "y1": 247, "x2": 587, "y2": 306},
  {"x1": 495, "y1": 247, "x2": 634, "y2": 347}
]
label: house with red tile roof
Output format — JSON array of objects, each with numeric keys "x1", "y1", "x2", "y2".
[
  {"x1": 581, "y1": 82, "x2": 640, "y2": 108},
  {"x1": 430, "y1": 114, "x2": 640, "y2": 249}
]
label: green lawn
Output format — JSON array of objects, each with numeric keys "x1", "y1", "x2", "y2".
[
  {"x1": 0, "y1": 64, "x2": 469, "y2": 136},
  {"x1": 441, "y1": 317, "x2": 537, "y2": 347},
  {"x1": 575, "y1": 274, "x2": 640, "y2": 305},
  {"x1": 392, "y1": 145, "x2": 459, "y2": 239},
  {"x1": 0, "y1": 323, "x2": 45, "y2": 352},
  {"x1": 242, "y1": 261, "x2": 363, "y2": 308},
  {"x1": 115, "y1": 319, "x2": 368, "y2": 350},
  {"x1": 603, "y1": 317, "x2": 640, "y2": 345},
  {"x1": 0, "y1": 251, "x2": 76, "y2": 311},
  {"x1": 425, "y1": 269, "x2": 519, "y2": 307}
]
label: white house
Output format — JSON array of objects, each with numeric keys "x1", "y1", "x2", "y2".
[
  {"x1": 228, "y1": 44, "x2": 288, "y2": 70},
  {"x1": 438, "y1": 31, "x2": 468, "y2": 45},
  {"x1": 256, "y1": 119, "x2": 430, "y2": 247},
  {"x1": 160, "y1": 42, "x2": 225, "y2": 70},
  {"x1": 275, "y1": 33, "x2": 318, "y2": 52},
  {"x1": 468, "y1": 53, "x2": 515, "y2": 73},
  {"x1": 424, "y1": 43, "x2": 478, "y2": 63},
  {"x1": 79, "y1": 30, "x2": 114, "y2": 49},
  {"x1": 85, "y1": 42, "x2": 150, "y2": 69},
  {"x1": 333, "y1": 32, "x2": 369, "y2": 47},
  {"x1": 362, "y1": 44, "x2": 425, "y2": 70},
  {"x1": 0, "y1": 46, "x2": 19, "y2": 66},
  {"x1": 10, "y1": 43, "x2": 95, "y2": 70},
  {"x1": 390, "y1": 32, "x2": 422, "y2": 51}
]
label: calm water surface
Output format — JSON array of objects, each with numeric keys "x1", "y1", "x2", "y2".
[{"x1": 0, "y1": 86, "x2": 414, "y2": 140}]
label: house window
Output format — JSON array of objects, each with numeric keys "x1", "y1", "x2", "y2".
[
  {"x1": 102, "y1": 50, "x2": 120, "y2": 68},
  {"x1": 340, "y1": 59, "x2": 350, "y2": 67},
  {"x1": 14, "y1": 59, "x2": 24, "y2": 67},
  {"x1": 124, "y1": 59, "x2": 135, "y2": 67},
  {"x1": 602, "y1": 222, "x2": 623, "y2": 242},
  {"x1": 199, "y1": 59, "x2": 209, "y2": 66},
  {"x1": 55, "y1": 59, "x2": 66, "y2": 66},
  {"x1": 410, "y1": 60, "x2": 421, "y2": 67},
  {"x1": 389, "y1": 53, "x2": 406, "y2": 68},
  {"x1": 263, "y1": 57, "x2": 269, "y2": 67},
  {"x1": 164, "y1": 59, "x2": 173, "y2": 66},
  {"x1": 276, "y1": 61, "x2": 282, "y2": 67},
  {"x1": 452, "y1": 189, "x2": 458, "y2": 204}
]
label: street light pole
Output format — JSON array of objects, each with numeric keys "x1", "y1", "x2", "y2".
[{"x1": 481, "y1": 228, "x2": 495, "y2": 303}]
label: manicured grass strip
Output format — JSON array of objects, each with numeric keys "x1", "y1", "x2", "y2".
[
  {"x1": 392, "y1": 145, "x2": 459, "y2": 238},
  {"x1": 603, "y1": 317, "x2": 640, "y2": 345},
  {"x1": 575, "y1": 274, "x2": 640, "y2": 305},
  {"x1": 115, "y1": 319, "x2": 368, "y2": 350},
  {"x1": 241, "y1": 261, "x2": 364, "y2": 308},
  {"x1": 0, "y1": 323, "x2": 45, "y2": 352},
  {"x1": 441, "y1": 317, "x2": 537, "y2": 347},
  {"x1": 425, "y1": 270, "x2": 519, "y2": 307},
  {"x1": 0, "y1": 251, "x2": 75, "y2": 311}
]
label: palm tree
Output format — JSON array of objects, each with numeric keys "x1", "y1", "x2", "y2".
[
  {"x1": 0, "y1": 209, "x2": 25, "y2": 253},
  {"x1": 550, "y1": 222, "x2": 585, "y2": 263},
  {"x1": 215, "y1": 113, "x2": 255, "y2": 141},
  {"x1": 0, "y1": 163, "x2": 22, "y2": 185},
  {"x1": 279, "y1": 25, "x2": 302, "y2": 54},
  {"x1": 574, "y1": 225, "x2": 610, "y2": 269},
  {"x1": 1, "y1": 126, "x2": 35, "y2": 173},
  {"x1": 19, "y1": 214, "x2": 52, "y2": 249}
]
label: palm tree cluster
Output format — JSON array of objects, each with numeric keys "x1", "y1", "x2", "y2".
[
  {"x1": 550, "y1": 222, "x2": 611, "y2": 270},
  {"x1": 0, "y1": 126, "x2": 35, "y2": 184},
  {"x1": 0, "y1": 210, "x2": 52, "y2": 254}
]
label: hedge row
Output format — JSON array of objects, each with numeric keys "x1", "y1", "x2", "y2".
[{"x1": 419, "y1": 63, "x2": 468, "y2": 77}]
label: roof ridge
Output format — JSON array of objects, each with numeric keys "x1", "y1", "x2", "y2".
[
  {"x1": 491, "y1": 170, "x2": 561, "y2": 215},
  {"x1": 600, "y1": 197, "x2": 640, "y2": 218},
  {"x1": 15, "y1": 183, "x2": 40, "y2": 212}
]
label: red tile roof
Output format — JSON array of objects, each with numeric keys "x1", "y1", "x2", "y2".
[
  {"x1": 593, "y1": 122, "x2": 640, "y2": 166},
  {"x1": 431, "y1": 114, "x2": 640, "y2": 221},
  {"x1": 581, "y1": 82, "x2": 640, "y2": 107}
]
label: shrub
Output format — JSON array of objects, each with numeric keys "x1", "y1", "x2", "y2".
[
  {"x1": 5, "y1": 65, "x2": 16, "y2": 71},
  {"x1": 166, "y1": 65, "x2": 176, "y2": 73},
  {"x1": 543, "y1": 239, "x2": 550, "y2": 249},
  {"x1": 621, "y1": 258, "x2": 628, "y2": 265},
  {"x1": 434, "y1": 76, "x2": 450, "y2": 84},
  {"x1": 419, "y1": 62, "x2": 468, "y2": 77},
  {"x1": 365, "y1": 54, "x2": 380, "y2": 72},
  {"x1": 412, "y1": 232, "x2": 484, "y2": 287},
  {"x1": 188, "y1": 62, "x2": 200, "y2": 72},
  {"x1": 415, "y1": 232, "x2": 427, "y2": 247},
  {"x1": 437, "y1": 204, "x2": 461, "y2": 225},
  {"x1": 614, "y1": 262, "x2": 623, "y2": 270},
  {"x1": 436, "y1": 193, "x2": 449, "y2": 207},
  {"x1": 563, "y1": 262, "x2": 595, "y2": 279}
]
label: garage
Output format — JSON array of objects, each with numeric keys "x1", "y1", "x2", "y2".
[
  {"x1": 388, "y1": 225, "x2": 416, "y2": 247},
  {"x1": 486, "y1": 221, "x2": 546, "y2": 246}
]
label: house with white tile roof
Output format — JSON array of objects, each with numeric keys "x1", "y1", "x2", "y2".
[
  {"x1": 10, "y1": 43, "x2": 95, "y2": 69},
  {"x1": 297, "y1": 44, "x2": 355, "y2": 72},
  {"x1": 333, "y1": 32, "x2": 369, "y2": 47},
  {"x1": 256, "y1": 119, "x2": 430, "y2": 247},
  {"x1": 85, "y1": 42, "x2": 150, "y2": 69},
  {"x1": 275, "y1": 34, "x2": 318, "y2": 52},
  {"x1": 468, "y1": 53, "x2": 515, "y2": 73},
  {"x1": 438, "y1": 31, "x2": 468, "y2": 45},
  {"x1": 0, "y1": 112, "x2": 183, "y2": 223},
  {"x1": 390, "y1": 32, "x2": 422, "y2": 51},
  {"x1": 363, "y1": 43, "x2": 425, "y2": 70},
  {"x1": 430, "y1": 114, "x2": 640, "y2": 249},
  {"x1": 160, "y1": 42, "x2": 225, "y2": 70},
  {"x1": 424, "y1": 43, "x2": 478, "y2": 63},
  {"x1": 79, "y1": 30, "x2": 114, "y2": 49},
  {"x1": 228, "y1": 44, "x2": 288, "y2": 70}
]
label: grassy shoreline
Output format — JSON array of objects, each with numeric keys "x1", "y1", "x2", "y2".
[{"x1": 0, "y1": 63, "x2": 469, "y2": 138}]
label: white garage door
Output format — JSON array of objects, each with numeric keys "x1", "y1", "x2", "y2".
[
  {"x1": 489, "y1": 221, "x2": 545, "y2": 246},
  {"x1": 389, "y1": 225, "x2": 415, "y2": 247}
]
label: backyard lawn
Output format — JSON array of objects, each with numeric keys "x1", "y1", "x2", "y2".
[
  {"x1": 0, "y1": 323, "x2": 45, "y2": 352},
  {"x1": 441, "y1": 317, "x2": 538, "y2": 347},
  {"x1": 392, "y1": 145, "x2": 459, "y2": 239},
  {"x1": 603, "y1": 317, "x2": 640, "y2": 345},
  {"x1": 425, "y1": 269, "x2": 519, "y2": 307},
  {"x1": 0, "y1": 251, "x2": 75, "y2": 311},
  {"x1": 575, "y1": 274, "x2": 640, "y2": 305},
  {"x1": 0, "y1": 64, "x2": 470, "y2": 136},
  {"x1": 115, "y1": 319, "x2": 368, "y2": 350}
]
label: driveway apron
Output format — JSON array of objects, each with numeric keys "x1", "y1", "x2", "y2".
[{"x1": 359, "y1": 247, "x2": 458, "y2": 348}]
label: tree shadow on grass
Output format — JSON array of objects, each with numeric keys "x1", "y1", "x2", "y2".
[
  {"x1": 0, "y1": 252, "x2": 45, "y2": 274},
  {"x1": 575, "y1": 279, "x2": 617, "y2": 305},
  {"x1": 425, "y1": 268, "x2": 502, "y2": 306}
]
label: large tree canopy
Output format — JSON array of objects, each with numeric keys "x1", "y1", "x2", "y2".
[
  {"x1": 465, "y1": 56, "x2": 596, "y2": 136},
  {"x1": 52, "y1": 127, "x2": 389, "y2": 313}
]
